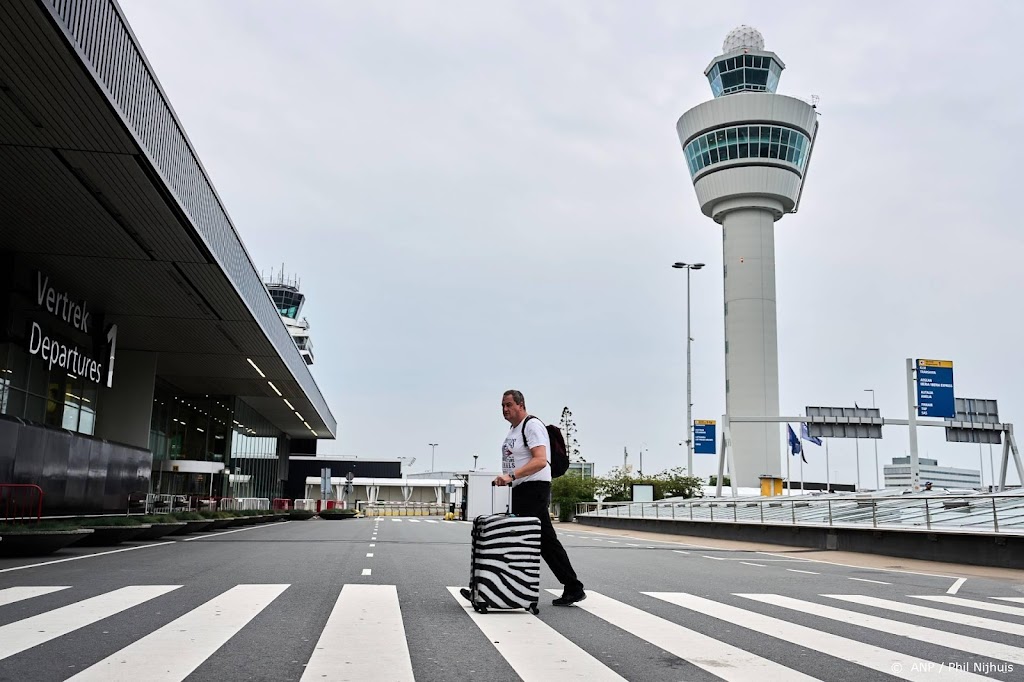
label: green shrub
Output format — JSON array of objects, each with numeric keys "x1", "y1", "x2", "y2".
[
  {"x1": 319, "y1": 508, "x2": 358, "y2": 518},
  {"x1": 69, "y1": 516, "x2": 143, "y2": 527},
  {"x1": 140, "y1": 515, "x2": 180, "y2": 524},
  {"x1": 170, "y1": 512, "x2": 206, "y2": 521},
  {"x1": 0, "y1": 521, "x2": 84, "y2": 533}
]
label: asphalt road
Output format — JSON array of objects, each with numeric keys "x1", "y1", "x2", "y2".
[{"x1": 1, "y1": 516, "x2": 1023, "y2": 681}]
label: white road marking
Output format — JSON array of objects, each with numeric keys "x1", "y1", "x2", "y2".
[
  {"x1": 391, "y1": 519, "x2": 402, "y2": 522},
  {"x1": 362, "y1": 569, "x2": 372, "y2": 576},
  {"x1": 369, "y1": 544, "x2": 375, "y2": 547},
  {"x1": 995, "y1": 597, "x2": 1024, "y2": 603},
  {"x1": 181, "y1": 524, "x2": 277, "y2": 541},
  {"x1": 548, "y1": 590, "x2": 819, "y2": 681},
  {"x1": 448, "y1": 587, "x2": 625, "y2": 681},
  {"x1": 606, "y1": 540, "x2": 618, "y2": 544},
  {"x1": 0, "y1": 586, "x2": 69, "y2": 607},
  {"x1": 912, "y1": 595, "x2": 1024, "y2": 617},
  {"x1": 425, "y1": 520, "x2": 438, "y2": 524},
  {"x1": 68, "y1": 584, "x2": 288, "y2": 681},
  {"x1": 740, "y1": 593, "x2": 1024, "y2": 666},
  {"x1": 673, "y1": 550, "x2": 690, "y2": 556},
  {"x1": 625, "y1": 543, "x2": 640, "y2": 547},
  {"x1": 755, "y1": 551, "x2": 960, "y2": 579},
  {"x1": 826, "y1": 595, "x2": 1024, "y2": 637},
  {"x1": 366, "y1": 553, "x2": 374, "y2": 558},
  {"x1": 740, "y1": 562, "x2": 766, "y2": 568},
  {"x1": 303, "y1": 585, "x2": 413, "y2": 681},
  {"x1": 847, "y1": 577, "x2": 892, "y2": 585},
  {"x1": 946, "y1": 578, "x2": 967, "y2": 595},
  {"x1": 0, "y1": 542, "x2": 175, "y2": 574},
  {"x1": 786, "y1": 569, "x2": 819, "y2": 575},
  {"x1": 0, "y1": 586, "x2": 180, "y2": 661},
  {"x1": 702, "y1": 555, "x2": 726, "y2": 561},
  {"x1": 647, "y1": 592, "x2": 986, "y2": 681},
  {"x1": 408, "y1": 519, "x2": 421, "y2": 523}
]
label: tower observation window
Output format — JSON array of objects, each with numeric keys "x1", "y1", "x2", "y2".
[{"x1": 684, "y1": 124, "x2": 810, "y2": 178}]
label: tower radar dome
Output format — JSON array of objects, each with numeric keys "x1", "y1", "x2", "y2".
[{"x1": 722, "y1": 25, "x2": 764, "y2": 54}]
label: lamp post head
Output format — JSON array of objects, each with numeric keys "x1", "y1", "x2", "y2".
[{"x1": 673, "y1": 262, "x2": 705, "y2": 270}]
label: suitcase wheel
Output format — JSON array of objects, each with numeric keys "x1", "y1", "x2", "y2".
[
  {"x1": 473, "y1": 603, "x2": 488, "y2": 614},
  {"x1": 528, "y1": 603, "x2": 539, "y2": 615}
]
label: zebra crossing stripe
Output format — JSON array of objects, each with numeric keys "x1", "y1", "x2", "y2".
[
  {"x1": 912, "y1": 595, "x2": 1024, "y2": 618},
  {"x1": 0, "y1": 586, "x2": 69, "y2": 607},
  {"x1": 827, "y1": 594, "x2": 1024, "y2": 638},
  {"x1": 66, "y1": 584, "x2": 288, "y2": 681},
  {"x1": 995, "y1": 597, "x2": 1024, "y2": 604},
  {"x1": 0, "y1": 585, "x2": 180, "y2": 661},
  {"x1": 447, "y1": 587, "x2": 626, "y2": 681},
  {"x1": 739, "y1": 593, "x2": 1024, "y2": 666},
  {"x1": 544, "y1": 590, "x2": 819, "y2": 681},
  {"x1": 408, "y1": 520, "x2": 421, "y2": 523},
  {"x1": 645, "y1": 592, "x2": 986, "y2": 681},
  {"x1": 303, "y1": 585, "x2": 413, "y2": 681}
]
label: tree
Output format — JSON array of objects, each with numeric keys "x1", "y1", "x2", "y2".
[
  {"x1": 708, "y1": 474, "x2": 731, "y2": 487},
  {"x1": 651, "y1": 467, "x2": 704, "y2": 499},
  {"x1": 595, "y1": 465, "x2": 635, "y2": 502},
  {"x1": 550, "y1": 472, "x2": 596, "y2": 521},
  {"x1": 558, "y1": 406, "x2": 581, "y2": 461}
]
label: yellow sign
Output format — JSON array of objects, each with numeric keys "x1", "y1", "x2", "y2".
[
  {"x1": 694, "y1": 419, "x2": 716, "y2": 425},
  {"x1": 918, "y1": 359, "x2": 953, "y2": 368}
]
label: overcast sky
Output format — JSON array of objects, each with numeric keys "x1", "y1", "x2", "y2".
[{"x1": 119, "y1": 0, "x2": 1023, "y2": 488}]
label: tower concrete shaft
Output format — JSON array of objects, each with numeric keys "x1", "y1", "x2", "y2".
[
  {"x1": 722, "y1": 206, "x2": 781, "y2": 480},
  {"x1": 676, "y1": 26, "x2": 817, "y2": 487}
]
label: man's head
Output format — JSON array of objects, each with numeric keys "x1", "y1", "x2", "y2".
[
  {"x1": 501, "y1": 390, "x2": 527, "y2": 425},
  {"x1": 924, "y1": 481, "x2": 933, "y2": 490}
]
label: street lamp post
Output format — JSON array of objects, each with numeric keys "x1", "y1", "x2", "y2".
[
  {"x1": 672, "y1": 262, "x2": 704, "y2": 477},
  {"x1": 864, "y1": 389, "x2": 879, "y2": 489},
  {"x1": 472, "y1": 454, "x2": 478, "y2": 470},
  {"x1": 429, "y1": 443, "x2": 438, "y2": 473}
]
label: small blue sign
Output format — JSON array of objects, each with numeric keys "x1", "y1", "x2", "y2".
[
  {"x1": 917, "y1": 359, "x2": 955, "y2": 418},
  {"x1": 693, "y1": 420, "x2": 716, "y2": 454}
]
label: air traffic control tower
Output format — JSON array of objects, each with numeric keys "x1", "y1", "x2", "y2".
[{"x1": 677, "y1": 26, "x2": 818, "y2": 487}]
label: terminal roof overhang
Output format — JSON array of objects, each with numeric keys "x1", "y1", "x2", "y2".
[{"x1": 0, "y1": 0, "x2": 337, "y2": 439}]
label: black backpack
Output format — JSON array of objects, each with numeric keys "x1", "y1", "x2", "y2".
[{"x1": 521, "y1": 416, "x2": 570, "y2": 478}]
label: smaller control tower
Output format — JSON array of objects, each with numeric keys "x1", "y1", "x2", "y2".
[
  {"x1": 264, "y1": 266, "x2": 314, "y2": 366},
  {"x1": 676, "y1": 26, "x2": 818, "y2": 487}
]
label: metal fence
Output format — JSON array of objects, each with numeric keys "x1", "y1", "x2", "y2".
[
  {"x1": 577, "y1": 491, "x2": 1024, "y2": 535},
  {"x1": 359, "y1": 502, "x2": 449, "y2": 517},
  {"x1": 0, "y1": 484, "x2": 44, "y2": 523}
]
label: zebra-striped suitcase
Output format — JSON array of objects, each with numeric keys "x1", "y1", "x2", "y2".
[{"x1": 468, "y1": 513, "x2": 542, "y2": 614}]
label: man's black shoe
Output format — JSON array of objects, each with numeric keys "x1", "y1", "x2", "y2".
[
  {"x1": 460, "y1": 587, "x2": 474, "y2": 603},
  {"x1": 552, "y1": 587, "x2": 586, "y2": 606}
]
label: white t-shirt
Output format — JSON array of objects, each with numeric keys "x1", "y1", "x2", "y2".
[{"x1": 501, "y1": 416, "x2": 551, "y2": 486}]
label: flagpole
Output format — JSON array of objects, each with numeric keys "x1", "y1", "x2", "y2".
[
  {"x1": 786, "y1": 435, "x2": 791, "y2": 496},
  {"x1": 800, "y1": 446, "x2": 804, "y2": 493}
]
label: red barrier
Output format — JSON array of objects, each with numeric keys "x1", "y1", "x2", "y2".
[
  {"x1": 0, "y1": 484, "x2": 44, "y2": 523},
  {"x1": 272, "y1": 498, "x2": 291, "y2": 510}
]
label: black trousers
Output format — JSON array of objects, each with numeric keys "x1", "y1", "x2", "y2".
[{"x1": 511, "y1": 481, "x2": 582, "y2": 591}]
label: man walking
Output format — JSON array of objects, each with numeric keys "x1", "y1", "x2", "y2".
[{"x1": 467, "y1": 389, "x2": 586, "y2": 606}]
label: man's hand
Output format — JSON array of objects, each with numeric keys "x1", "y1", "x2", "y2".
[{"x1": 494, "y1": 474, "x2": 513, "y2": 486}]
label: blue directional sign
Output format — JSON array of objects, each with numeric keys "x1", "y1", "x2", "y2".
[
  {"x1": 916, "y1": 359, "x2": 955, "y2": 418},
  {"x1": 693, "y1": 420, "x2": 716, "y2": 454}
]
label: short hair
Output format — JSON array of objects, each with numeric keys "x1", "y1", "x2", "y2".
[{"x1": 502, "y1": 389, "x2": 525, "y2": 407}]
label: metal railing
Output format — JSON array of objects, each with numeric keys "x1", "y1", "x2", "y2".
[
  {"x1": 1, "y1": 484, "x2": 44, "y2": 523},
  {"x1": 359, "y1": 502, "x2": 449, "y2": 517},
  {"x1": 577, "y1": 492, "x2": 1024, "y2": 535}
]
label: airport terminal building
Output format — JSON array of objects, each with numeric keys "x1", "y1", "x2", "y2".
[{"x1": 0, "y1": 0, "x2": 337, "y2": 514}]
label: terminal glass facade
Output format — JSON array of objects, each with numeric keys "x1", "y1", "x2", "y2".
[
  {"x1": 684, "y1": 124, "x2": 810, "y2": 178},
  {"x1": 0, "y1": 341, "x2": 98, "y2": 435},
  {"x1": 707, "y1": 54, "x2": 782, "y2": 97},
  {"x1": 149, "y1": 384, "x2": 283, "y2": 499}
]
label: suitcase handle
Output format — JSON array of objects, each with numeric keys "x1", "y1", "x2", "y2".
[{"x1": 491, "y1": 481, "x2": 512, "y2": 514}]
